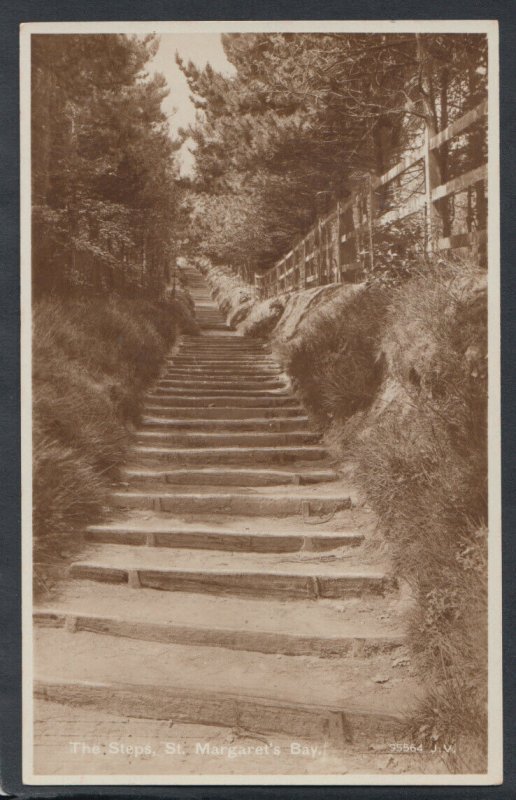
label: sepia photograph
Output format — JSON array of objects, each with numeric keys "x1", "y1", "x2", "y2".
[{"x1": 21, "y1": 20, "x2": 501, "y2": 785}]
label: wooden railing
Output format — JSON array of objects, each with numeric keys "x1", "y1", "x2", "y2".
[{"x1": 257, "y1": 101, "x2": 488, "y2": 299}]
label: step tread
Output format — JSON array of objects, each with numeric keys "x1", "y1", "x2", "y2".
[
  {"x1": 135, "y1": 432, "x2": 318, "y2": 444},
  {"x1": 142, "y1": 406, "x2": 305, "y2": 417},
  {"x1": 133, "y1": 444, "x2": 326, "y2": 453},
  {"x1": 34, "y1": 628, "x2": 415, "y2": 716},
  {"x1": 144, "y1": 397, "x2": 301, "y2": 407},
  {"x1": 87, "y1": 507, "x2": 371, "y2": 534},
  {"x1": 111, "y1": 482, "x2": 350, "y2": 498},
  {"x1": 141, "y1": 416, "x2": 309, "y2": 426},
  {"x1": 157, "y1": 379, "x2": 287, "y2": 387},
  {"x1": 121, "y1": 466, "x2": 337, "y2": 482},
  {"x1": 69, "y1": 542, "x2": 389, "y2": 578},
  {"x1": 34, "y1": 581, "x2": 405, "y2": 640}
]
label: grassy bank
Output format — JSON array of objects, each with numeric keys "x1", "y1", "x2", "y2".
[
  {"x1": 33, "y1": 291, "x2": 198, "y2": 596},
  {"x1": 278, "y1": 259, "x2": 488, "y2": 769}
]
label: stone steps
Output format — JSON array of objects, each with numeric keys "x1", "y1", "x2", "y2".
[
  {"x1": 33, "y1": 262, "x2": 407, "y2": 764},
  {"x1": 34, "y1": 583, "x2": 403, "y2": 658},
  {"x1": 85, "y1": 521, "x2": 361, "y2": 552},
  {"x1": 69, "y1": 559, "x2": 393, "y2": 600}
]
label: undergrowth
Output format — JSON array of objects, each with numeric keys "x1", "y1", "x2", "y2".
[
  {"x1": 280, "y1": 259, "x2": 488, "y2": 769},
  {"x1": 282, "y1": 286, "x2": 388, "y2": 427},
  {"x1": 33, "y1": 291, "x2": 198, "y2": 597},
  {"x1": 241, "y1": 298, "x2": 285, "y2": 338}
]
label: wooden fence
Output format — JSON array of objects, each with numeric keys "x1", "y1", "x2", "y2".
[{"x1": 256, "y1": 101, "x2": 488, "y2": 299}]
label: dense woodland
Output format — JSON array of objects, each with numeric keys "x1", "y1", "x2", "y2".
[
  {"x1": 32, "y1": 33, "x2": 487, "y2": 293},
  {"x1": 32, "y1": 34, "x2": 184, "y2": 296},
  {"x1": 180, "y1": 33, "x2": 487, "y2": 278}
]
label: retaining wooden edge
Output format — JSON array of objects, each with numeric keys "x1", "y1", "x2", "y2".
[
  {"x1": 68, "y1": 564, "x2": 396, "y2": 599},
  {"x1": 33, "y1": 610, "x2": 404, "y2": 658},
  {"x1": 33, "y1": 679, "x2": 404, "y2": 746}
]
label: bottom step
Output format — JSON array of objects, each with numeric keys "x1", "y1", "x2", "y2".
[
  {"x1": 35, "y1": 679, "x2": 403, "y2": 748},
  {"x1": 69, "y1": 562, "x2": 394, "y2": 600},
  {"x1": 34, "y1": 629, "x2": 412, "y2": 747}
]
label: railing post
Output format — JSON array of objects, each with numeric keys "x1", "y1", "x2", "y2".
[
  {"x1": 424, "y1": 118, "x2": 441, "y2": 255},
  {"x1": 335, "y1": 201, "x2": 341, "y2": 283},
  {"x1": 352, "y1": 192, "x2": 362, "y2": 273},
  {"x1": 299, "y1": 239, "x2": 305, "y2": 288},
  {"x1": 317, "y1": 217, "x2": 323, "y2": 286},
  {"x1": 254, "y1": 271, "x2": 263, "y2": 299},
  {"x1": 367, "y1": 175, "x2": 376, "y2": 275}
]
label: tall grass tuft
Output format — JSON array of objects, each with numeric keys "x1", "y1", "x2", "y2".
[
  {"x1": 354, "y1": 261, "x2": 487, "y2": 768},
  {"x1": 242, "y1": 298, "x2": 285, "y2": 338},
  {"x1": 283, "y1": 286, "x2": 388, "y2": 427},
  {"x1": 33, "y1": 292, "x2": 197, "y2": 597},
  {"x1": 280, "y1": 259, "x2": 488, "y2": 767}
]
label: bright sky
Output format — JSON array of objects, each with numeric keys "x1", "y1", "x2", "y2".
[{"x1": 150, "y1": 34, "x2": 234, "y2": 175}]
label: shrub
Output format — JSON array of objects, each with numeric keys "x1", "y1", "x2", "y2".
[
  {"x1": 241, "y1": 298, "x2": 285, "y2": 338},
  {"x1": 32, "y1": 292, "x2": 197, "y2": 596},
  {"x1": 283, "y1": 286, "x2": 388, "y2": 426},
  {"x1": 354, "y1": 260, "x2": 488, "y2": 768},
  {"x1": 280, "y1": 257, "x2": 488, "y2": 767}
]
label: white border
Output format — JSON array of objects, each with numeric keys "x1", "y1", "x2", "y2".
[{"x1": 20, "y1": 18, "x2": 502, "y2": 787}]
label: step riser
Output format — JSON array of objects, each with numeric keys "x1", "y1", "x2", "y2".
[
  {"x1": 178, "y1": 353, "x2": 269, "y2": 359},
  {"x1": 165, "y1": 352, "x2": 282, "y2": 372},
  {"x1": 169, "y1": 357, "x2": 278, "y2": 365},
  {"x1": 132, "y1": 447, "x2": 328, "y2": 465},
  {"x1": 135, "y1": 433, "x2": 318, "y2": 448},
  {"x1": 180, "y1": 336, "x2": 266, "y2": 343},
  {"x1": 85, "y1": 529, "x2": 361, "y2": 552},
  {"x1": 34, "y1": 680, "x2": 403, "y2": 747},
  {"x1": 179, "y1": 340, "x2": 267, "y2": 346},
  {"x1": 141, "y1": 418, "x2": 309, "y2": 433},
  {"x1": 178, "y1": 348, "x2": 270, "y2": 355},
  {"x1": 145, "y1": 396, "x2": 300, "y2": 408},
  {"x1": 163, "y1": 369, "x2": 284, "y2": 378},
  {"x1": 156, "y1": 380, "x2": 287, "y2": 390},
  {"x1": 167, "y1": 358, "x2": 282, "y2": 368},
  {"x1": 122, "y1": 468, "x2": 338, "y2": 487},
  {"x1": 69, "y1": 564, "x2": 394, "y2": 600},
  {"x1": 35, "y1": 612, "x2": 401, "y2": 659},
  {"x1": 143, "y1": 406, "x2": 304, "y2": 418},
  {"x1": 110, "y1": 493, "x2": 350, "y2": 516},
  {"x1": 151, "y1": 388, "x2": 293, "y2": 398},
  {"x1": 166, "y1": 361, "x2": 282, "y2": 369}
]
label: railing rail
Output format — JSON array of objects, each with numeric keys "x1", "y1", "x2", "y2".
[{"x1": 257, "y1": 101, "x2": 488, "y2": 298}]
